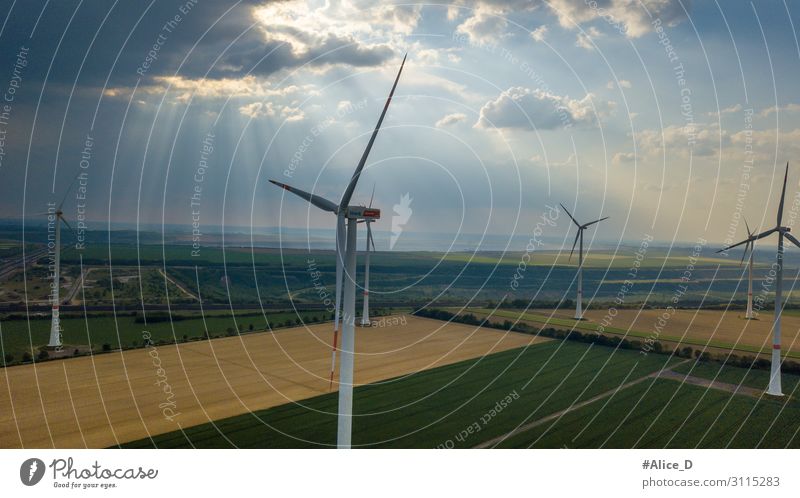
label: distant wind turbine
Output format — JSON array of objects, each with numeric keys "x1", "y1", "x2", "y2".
[
  {"x1": 560, "y1": 204, "x2": 608, "y2": 320},
  {"x1": 718, "y1": 218, "x2": 757, "y2": 320},
  {"x1": 270, "y1": 54, "x2": 406, "y2": 448},
  {"x1": 718, "y1": 162, "x2": 798, "y2": 396},
  {"x1": 32, "y1": 181, "x2": 79, "y2": 349}
]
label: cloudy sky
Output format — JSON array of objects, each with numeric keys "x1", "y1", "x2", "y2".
[{"x1": 1, "y1": 0, "x2": 800, "y2": 250}]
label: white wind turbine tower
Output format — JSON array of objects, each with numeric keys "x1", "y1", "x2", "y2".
[
  {"x1": 560, "y1": 204, "x2": 608, "y2": 320},
  {"x1": 34, "y1": 187, "x2": 78, "y2": 349},
  {"x1": 718, "y1": 218, "x2": 757, "y2": 320},
  {"x1": 718, "y1": 162, "x2": 799, "y2": 396},
  {"x1": 360, "y1": 185, "x2": 376, "y2": 326},
  {"x1": 270, "y1": 54, "x2": 406, "y2": 448}
]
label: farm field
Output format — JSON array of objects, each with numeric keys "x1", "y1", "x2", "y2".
[
  {"x1": 441, "y1": 249, "x2": 741, "y2": 268},
  {"x1": 669, "y1": 360, "x2": 800, "y2": 394},
  {"x1": 467, "y1": 308, "x2": 800, "y2": 358},
  {"x1": 74, "y1": 267, "x2": 196, "y2": 305},
  {"x1": 8, "y1": 240, "x2": 800, "y2": 307},
  {"x1": 45, "y1": 243, "x2": 800, "y2": 306},
  {"x1": 121, "y1": 337, "x2": 686, "y2": 448},
  {"x1": 0, "y1": 309, "x2": 331, "y2": 364},
  {"x1": 0, "y1": 314, "x2": 538, "y2": 448},
  {"x1": 0, "y1": 264, "x2": 80, "y2": 305},
  {"x1": 120, "y1": 333, "x2": 800, "y2": 449},
  {"x1": 494, "y1": 377, "x2": 800, "y2": 448}
]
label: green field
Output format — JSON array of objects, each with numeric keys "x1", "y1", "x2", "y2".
[
  {"x1": 670, "y1": 360, "x2": 800, "y2": 394},
  {"x1": 51, "y1": 243, "x2": 792, "y2": 306},
  {"x1": 117, "y1": 334, "x2": 800, "y2": 449},
  {"x1": 76, "y1": 267, "x2": 195, "y2": 304},
  {"x1": 7, "y1": 241, "x2": 800, "y2": 307},
  {"x1": 495, "y1": 378, "x2": 800, "y2": 448},
  {"x1": 0, "y1": 309, "x2": 332, "y2": 364}
]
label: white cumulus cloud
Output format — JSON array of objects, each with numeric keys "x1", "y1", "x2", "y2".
[
  {"x1": 436, "y1": 113, "x2": 468, "y2": 127},
  {"x1": 476, "y1": 86, "x2": 612, "y2": 130}
]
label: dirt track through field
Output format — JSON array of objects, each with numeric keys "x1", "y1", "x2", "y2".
[
  {"x1": 476, "y1": 359, "x2": 695, "y2": 449},
  {"x1": 656, "y1": 370, "x2": 766, "y2": 399},
  {"x1": 0, "y1": 315, "x2": 543, "y2": 448},
  {"x1": 474, "y1": 359, "x2": 775, "y2": 448}
]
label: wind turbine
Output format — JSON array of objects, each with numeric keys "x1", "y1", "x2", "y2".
[
  {"x1": 270, "y1": 54, "x2": 405, "y2": 448},
  {"x1": 718, "y1": 162, "x2": 798, "y2": 396},
  {"x1": 34, "y1": 186, "x2": 78, "y2": 350},
  {"x1": 717, "y1": 218, "x2": 757, "y2": 320},
  {"x1": 560, "y1": 204, "x2": 608, "y2": 320},
  {"x1": 360, "y1": 185, "x2": 376, "y2": 326}
]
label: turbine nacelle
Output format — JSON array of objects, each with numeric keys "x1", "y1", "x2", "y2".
[{"x1": 346, "y1": 206, "x2": 380, "y2": 221}]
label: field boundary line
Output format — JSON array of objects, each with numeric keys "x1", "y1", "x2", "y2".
[{"x1": 157, "y1": 268, "x2": 200, "y2": 301}]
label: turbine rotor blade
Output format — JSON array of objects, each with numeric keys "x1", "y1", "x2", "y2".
[
  {"x1": 60, "y1": 216, "x2": 78, "y2": 238},
  {"x1": 719, "y1": 227, "x2": 778, "y2": 253},
  {"x1": 717, "y1": 237, "x2": 753, "y2": 253},
  {"x1": 269, "y1": 180, "x2": 338, "y2": 213},
  {"x1": 778, "y1": 162, "x2": 789, "y2": 226},
  {"x1": 367, "y1": 222, "x2": 375, "y2": 251},
  {"x1": 754, "y1": 227, "x2": 779, "y2": 241},
  {"x1": 740, "y1": 240, "x2": 750, "y2": 267},
  {"x1": 744, "y1": 217, "x2": 752, "y2": 238},
  {"x1": 582, "y1": 216, "x2": 609, "y2": 228},
  {"x1": 58, "y1": 171, "x2": 82, "y2": 210},
  {"x1": 568, "y1": 229, "x2": 580, "y2": 262},
  {"x1": 559, "y1": 203, "x2": 581, "y2": 228},
  {"x1": 339, "y1": 54, "x2": 406, "y2": 210},
  {"x1": 784, "y1": 232, "x2": 800, "y2": 250},
  {"x1": 368, "y1": 183, "x2": 376, "y2": 209}
]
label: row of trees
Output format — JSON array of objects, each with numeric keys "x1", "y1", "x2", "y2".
[{"x1": 414, "y1": 307, "x2": 800, "y2": 375}]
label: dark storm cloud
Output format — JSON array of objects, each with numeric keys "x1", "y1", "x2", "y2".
[{"x1": 0, "y1": 0, "x2": 393, "y2": 93}]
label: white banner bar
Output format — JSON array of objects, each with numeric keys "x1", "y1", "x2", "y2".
[{"x1": 0, "y1": 449, "x2": 794, "y2": 497}]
